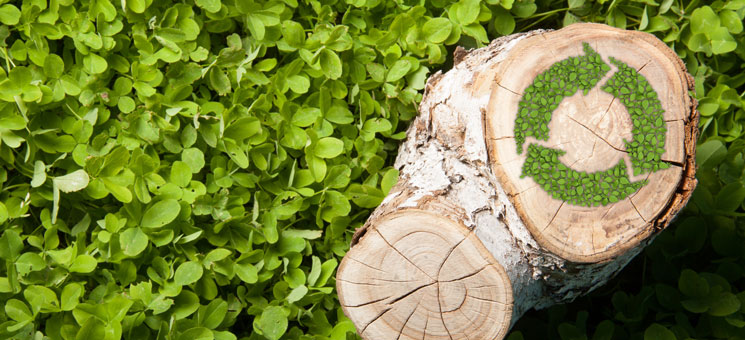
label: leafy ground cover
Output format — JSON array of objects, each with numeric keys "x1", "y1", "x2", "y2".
[{"x1": 0, "y1": 0, "x2": 742, "y2": 339}]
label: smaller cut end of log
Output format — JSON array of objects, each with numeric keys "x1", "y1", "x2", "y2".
[{"x1": 336, "y1": 210, "x2": 513, "y2": 340}]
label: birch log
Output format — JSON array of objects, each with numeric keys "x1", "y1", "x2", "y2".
[{"x1": 336, "y1": 23, "x2": 699, "y2": 340}]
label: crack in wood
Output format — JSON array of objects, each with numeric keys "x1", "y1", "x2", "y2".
[
  {"x1": 375, "y1": 229, "x2": 436, "y2": 281},
  {"x1": 567, "y1": 115, "x2": 626, "y2": 152},
  {"x1": 437, "y1": 282, "x2": 455, "y2": 340},
  {"x1": 343, "y1": 295, "x2": 393, "y2": 308},
  {"x1": 337, "y1": 279, "x2": 385, "y2": 286},
  {"x1": 542, "y1": 201, "x2": 565, "y2": 232},
  {"x1": 636, "y1": 60, "x2": 652, "y2": 73},
  {"x1": 496, "y1": 82, "x2": 521, "y2": 96},
  {"x1": 421, "y1": 316, "x2": 428, "y2": 340},
  {"x1": 388, "y1": 282, "x2": 435, "y2": 306},
  {"x1": 629, "y1": 199, "x2": 648, "y2": 223},
  {"x1": 596, "y1": 95, "x2": 617, "y2": 125},
  {"x1": 441, "y1": 265, "x2": 488, "y2": 283},
  {"x1": 396, "y1": 297, "x2": 422, "y2": 340},
  {"x1": 436, "y1": 231, "x2": 471, "y2": 280},
  {"x1": 488, "y1": 136, "x2": 515, "y2": 141},
  {"x1": 346, "y1": 256, "x2": 389, "y2": 274},
  {"x1": 360, "y1": 306, "x2": 392, "y2": 335},
  {"x1": 661, "y1": 159, "x2": 684, "y2": 167}
]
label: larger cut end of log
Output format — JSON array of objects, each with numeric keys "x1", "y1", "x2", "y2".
[
  {"x1": 336, "y1": 210, "x2": 513, "y2": 339},
  {"x1": 486, "y1": 23, "x2": 696, "y2": 263}
]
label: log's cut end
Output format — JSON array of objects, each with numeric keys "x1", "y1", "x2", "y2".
[
  {"x1": 337, "y1": 210, "x2": 513, "y2": 340},
  {"x1": 485, "y1": 23, "x2": 697, "y2": 263}
]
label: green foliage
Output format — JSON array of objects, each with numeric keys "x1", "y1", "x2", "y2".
[
  {"x1": 0, "y1": 0, "x2": 741, "y2": 339},
  {"x1": 521, "y1": 144, "x2": 646, "y2": 206}
]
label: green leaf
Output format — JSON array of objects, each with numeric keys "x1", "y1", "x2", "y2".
[
  {"x1": 172, "y1": 290, "x2": 200, "y2": 319},
  {"x1": 324, "y1": 165, "x2": 351, "y2": 188},
  {"x1": 696, "y1": 140, "x2": 726, "y2": 169},
  {"x1": 568, "y1": 0, "x2": 584, "y2": 8},
  {"x1": 178, "y1": 327, "x2": 214, "y2": 340},
  {"x1": 644, "y1": 324, "x2": 675, "y2": 340},
  {"x1": 319, "y1": 49, "x2": 342, "y2": 79},
  {"x1": 0, "y1": 229, "x2": 23, "y2": 260},
  {"x1": 213, "y1": 331, "x2": 237, "y2": 340},
  {"x1": 287, "y1": 285, "x2": 308, "y2": 303},
  {"x1": 316, "y1": 258, "x2": 338, "y2": 287},
  {"x1": 24, "y1": 285, "x2": 59, "y2": 313},
  {"x1": 53, "y1": 170, "x2": 90, "y2": 193},
  {"x1": 282, "y1": 229, "x2": 323, "y2": 239},
  {"x1": 315, "y1": 137, "x2": 344, "y2": 158},
  {"x1": 141, "y1": 199, "x2": 181, "y2": 229},
  {"x1": 719, "y1": 10, "x2": 743, "y2": 34},
  {"x1": 202, "y1": 299, "x2": 228, "y2": 329},
  {"x1": 0, "y1": 4, "x2": 20, "y2": 25},
  {"x1": 120, "y1": 228, "x2": 149, "y2": 256},
  {"x1": 127, "y1": 0, "x2": 147, "y2": 13},
  {"x1": 83, "y1": 54, "x2": 108, "y2": 74},
  {"x1": 386, "y1": 59, "x2": 411, "y2": 82},
  {"x1": 175, "y1": 261, "x2": 203, "y2": 286},
  {"x1": 5, "y1": 299, "x2": 32, "y2": 322},
  {"x1": 170, "y1": 161, "x2": 193, "y2": 187},
  {"x1": 593, "y1": 320, "x2": 614, "y2": 340},
  {"x1": 235, "y1": 262, "x2": 258, "y2": 283},
  {"x1": 287, "y1": 74, "x2": 310, "y2": 93},
  {"x1": 282, "y1": 21, "x2": 305, "y2": 47},
  {"x1": 493, "y1": 7, "x2": 516, "y2": 35},
  {"x1": 709, "y1": 27, "x2": 737, "y2": 54},
  {"x1": 182, "y1": 148, "x2": 206, "y2": 173},
  {"x1": 606, "y1": 8, "x2": 627, "y2": 28},
  {"x1": 423, "y1": 18, "x2": 452, "y2": 44},
  {"x1": 209, "y1": 69, "x2": 231, "y2": 95},
  {"x1": 15, "y1": 252, "x2": 45, "y2": 275},
  {"x1": 454, "y1": 0, "x2": 481, "y2": 24},
  {"x1": 292, "y1": 107, "x2": 321, "y2": 127},
  {"x1": 31, "y1": 160, "x2": 46, "y2": 187},
  {"x1": 257, "y1": 306, "x2": 288, "y2": 340},
  {"x1": 61, "y1": 283, "x2": 84, "y2": 311},
  {"x1": 118, "y1": 96, "x2": 136, "y2": 113},
  {"x1": 308, "y1": 256, "x2": 322, "y2": 286},
  {"x1": 44, "y1": 54, "x2": 65, "y2": 79},
  {"x1": 708, "y1": 292, "x2": 741, "y2": 316},
  {"x1": 324, "y1": 105, "x2": 353, "y2": 124},
  {"x1": 679, "y1": 269, "x2": 709, "y2": 298},
  {"x1": 346, "y1": 184, "x2": 384, "y2": 208},
  {"x1": 76, "y1": 318, "x2": 106, "y2": 340},
  {"x1": 195, "y1": 0, "x2": 221, "y2": 13},
  {"x1": 381, "y1": 168, "x2": 399, "y2": 194},
  {"x1": 321, "y1": 190, "x2": 350, "y2": 221},
  {"x1": 690, "y1": 6, "x2": 720, "y2": 34},
  {"x1": 512, "y1": 1, "x2": 537, "y2": 17},
  {"x1": 70, "y1": 255, "x2": 97, "y2": 273}
]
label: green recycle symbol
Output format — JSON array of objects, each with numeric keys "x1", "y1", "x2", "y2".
[{"x1": 515, "y1": 43, "x2": 669, "y2": 207}]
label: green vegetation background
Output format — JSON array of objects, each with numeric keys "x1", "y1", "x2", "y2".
[{"x1": 0, "y1": 0, "x2": 742, "y2": 339}]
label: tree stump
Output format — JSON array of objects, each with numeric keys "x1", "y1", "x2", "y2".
[{"x1": 336, "y1": 23, "x2": 698, "y2": 340}]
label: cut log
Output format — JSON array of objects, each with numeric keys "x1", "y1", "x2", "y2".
[{"x1": 336, "y1": 23, "x2": 698, "y2": 339}]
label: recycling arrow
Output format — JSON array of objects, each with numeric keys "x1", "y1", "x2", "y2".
[{"x1": 515, "y1": 43, "x2": 669, "y2": 207}]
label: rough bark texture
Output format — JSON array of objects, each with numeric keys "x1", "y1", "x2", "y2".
[{"x1": 336, "y1": 23, "x2": 698, "y2": 340}]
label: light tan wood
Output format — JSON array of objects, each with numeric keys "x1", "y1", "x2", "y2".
[
  {"x1": 485, "y1": 23, "x2": 695, "y2": 263},
  {"x1": 337, "y1": 210, "x2": 513, "y2": 340}
]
